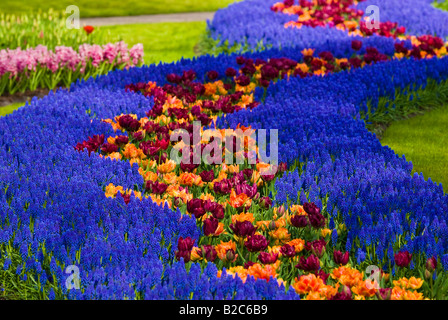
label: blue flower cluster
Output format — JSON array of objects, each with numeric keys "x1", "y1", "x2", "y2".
[{"x1": 207, "y1": 0, "x2": 448, "y2": 50}]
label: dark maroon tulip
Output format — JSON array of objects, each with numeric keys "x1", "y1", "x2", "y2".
[
  {"x1": 203, "y1": 217, "x2": 219, "y2": 236},
  {"x1": 181, "y1": 69, "x2": 196, "y2": 83},
  {"x1": 175, "y1": 236, "x2": 195, "y2": 262},
  {"x1": 351, "y1": 40, "x2": 363, "y2": 51},
  {"x1": 177, "y1": 236, "x2": 195, "y2": 252},
  {"x1": 186, "y1": 199, "x2": 206, "y2": 219},
  {"x1": 211, "y1": 204, "x2": 225, "y2": 220},
  {"x1": 207, "y1": 70, "x2": 219, "y2": 81},
  {"x1": 303, "y1": 202, "x2": 321, "y2": 215},
  {"x1": 114, "y1": 135, "x2": 129, "y2": 146},
  {"x1": 348, "y1": 57, "x2": 363, "y2": 68},
  {"x1": 245, "y1": 235, "x2": 269, "y2": 252},
  {"x1": 258, "y1": 252, "x2": 279, "y2": 264},
  {"x1": 118, "y1": 115, "x2": 141, "y2": 132},
  {"x1": 330, "y1": 286, "x2": 353, "y2": 300},
  {"x1": 120, "y1": 192, "x2": 131, "y2": 205},
  {"x1": 225, "y1": 67, "x2": 237, "y2": 77},
  {"x1": 139, "y1": 141, "x2": 159, "y2": 156},
  {"x1": 315, "y1": 269, "x2": 330, "y2": 284},
  {"x1": 132, "y1": 131, "x2": 144, "y2": 141},
  {"x1": 261, "y1": 64, "x2": 279, "y2": 80},
  {"x1": 203, "y1": 200, "x2": 225, "y2": 220},
  {"x1": 284, "y1": 0, "x2": 294, "y2": 8},
  {"x1": 101, "y1": 142, "x2": 119, "y2": 154},
  {"x1": 199, "y1": 169, "x2": 215, "y2": 182},
  {"x1": 242, "y1": 168, "x2": 253, "y2": 180},
  {"x1": 235, "y1": 75, "x2": 251, "y2": 87},
  {"x1": 259, "y1": 197, "x2": 272, "y2": 209},
  {"x1": 244, "y1": 261, "x2": 256, "y2": 269},
  {"x1": 180, "y1": 161, "x2": 199, "y2": 173},
  {"x1": 145, "y1": 181, "x2": 168, "y2": 195},
  {"x1": 225, "y1": 249, "x2": 236, "y2": 262},
  {"x1": 175, "y1": 250, "x2": 191, "y2": 263},
  {"x1": 376, "y1": 288, "x2": 392, "y2": 300},
  {"x1": 410, "y1": 47, "x2": 422, "y2": 59},
  {"x1": 278, "y1": 162, "x2": 288, "y2": 173},
  {"x1": 241, "y1": 63, "x2": 256, "y2": 75},
  {"x1": 308, "y1": 213, "x2": 326, "y2": 229},
  {"x1": 191, "y1": 83, "x2": 205, "y2": 95},
  {"x1": 394, "y1": 251, "x2": 412, "y2": 268},
  {"x1": 339, "y1": 61, "x2": 350, "y2": 70},
  {"x1": 290, "y1": 214, "x2": 308, "y2": 228},
  {"x1": 74, "y1": 142, "x2": 85, "y2": 152},
  {"x1": 366, "y1": 47, "x2": 379, "y2": 55},
  {"x1": 306, "y1": 239, "x2": 326, "y2": 258},
  {"x1": 197, "y1": 113, "x2": 212, "y2": 126},
  {"x1": 223, "y1": 83, "x2": 232, "y2": 90},
  {"x1": 198, "y1": 245, "x2": 217, "y2": 262},
  {"x1": 235, "y1": 183, "x2": 258, "y2": 199},
  {"x1": 333, "y1": 250, "x2": 350, "y2": 265},
  {"x1": 325, "y1": 63, "x2": 335, "y2": 72},
  {"x1": 236, "y1": 56, "x2": 246, "y2": 65},
  {"x1": 213, "y1": 179, "x2": 232, "y2": 195},
  {"x1": 261, "y1": 173, "x2": 276, "y2": 182},
  {"x1": 280, "y1": 244, "x2": 296, "y2": 258},
  {"x1": 295, "y1": 254, "x2": 320, "y2": 272},
  {"x1": 166, "y1": 73, "x2": 182, "y2": 84},
  {"x1": 83, "y1": 134, "x2": 105, "y2": 154},
  {"x1": 318, "y1": 51, "x2": 334, "y2": 61},
  {"x1": 203, "y1": 199, "x2": 217, "y2": 213},
  {"x1": 230, "y1": 220, "x2": 257, "y2": 238},
  {"x1": 260, "y1": 79, "x2": 270, "y2": 88},
  {"x1": 394, "y1": 42, "x2": 409, "y2": 54},
  {"x1": 190, "y1": 105, "x2": 201, "y2": 117},
  {"x1": 426, "y1": 256, "x2": 437, "y2": 272}
]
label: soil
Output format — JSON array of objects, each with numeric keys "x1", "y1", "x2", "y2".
[{"x1": 0, "y1": 88, "x2": 60, "y2": 107}]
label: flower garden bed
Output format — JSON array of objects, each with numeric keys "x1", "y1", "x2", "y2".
[
  {"x1": 0, "y1": 11, "x2": 144, "y2": 96},
  {"x1": 0, "y1": 0, "x2": 448, "y2": 300}
]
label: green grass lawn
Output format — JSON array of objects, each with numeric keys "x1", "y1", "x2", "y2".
[
  {"x1": 0, "y1": 0, "x2": 238, "y2": 17},
  {"x1": 103, "y1": 21, "x2": 206, "y2": 65},
  {"x1": 434, "y1": 0, "x2": 448, "y2": 11},
  {"x1": 0, "y1": 102, "x2": 24, "y2": 117},
  {"x1": 381, "y1": 105, "x2": 448, "y2": 192}
]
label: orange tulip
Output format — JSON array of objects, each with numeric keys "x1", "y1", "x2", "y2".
[
  {"x1": 351, "y1": 280, "x2": 377, "y2": 297},
  {"x1": 247, "y1": 263, "x2": 277, "y2": 282},
  {"x1": 157, "y1": 160, "x2": 177, "y2": 174},
  {"x1": 287, "y1": 238, "x2": 305, "y2": 253},
  {"x1": 269, "y1": 227, "x2": 291, "y2": 244},
  {"x1": 228, "y1": 190, "x2": 252, "y2": 209},
  {"x1": 393, "y1": 277, "x2": 424, "y2": 290},
  {"x1": 215, "y1": 240, "x2": 237, "y2": 262},
  {"x1": 105, "y1": 183, "x2": 123, "y2": 198},
  {"x1": 292, "y1": 274, "x2": 325, "y2": 295},
  {"x1": 231, "y1": 212, "x2": 255, "y2": 224}
]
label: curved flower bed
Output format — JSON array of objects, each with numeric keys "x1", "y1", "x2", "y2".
[
  {"x1": 0, "y1": 0, "x2": 447, "y2": 300},
  {"x1": 207, "y1": 0, "x2": 448, "y2": 51}
]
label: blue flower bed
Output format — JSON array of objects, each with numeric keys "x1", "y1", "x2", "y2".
[{"x1": 1, "y1": 0, "x2": 447, "y2": 300}]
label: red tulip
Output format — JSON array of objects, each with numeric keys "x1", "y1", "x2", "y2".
[{"x1": 83, "y1": 25, "x2": 94, "y2": 34}]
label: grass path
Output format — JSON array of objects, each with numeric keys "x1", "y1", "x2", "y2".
[
  {"x1": 0, "y1": 0, "x2": 238, "y2": 17},
  {"x1": 0, "y1": 102, "x2": 24, "y2": 117},
  {"x1": 102, "y1": 21, "x2": 206, "y2": 64},
  {"x1": 381, "y1": 105, "x2": 448, "y2": 192}
]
